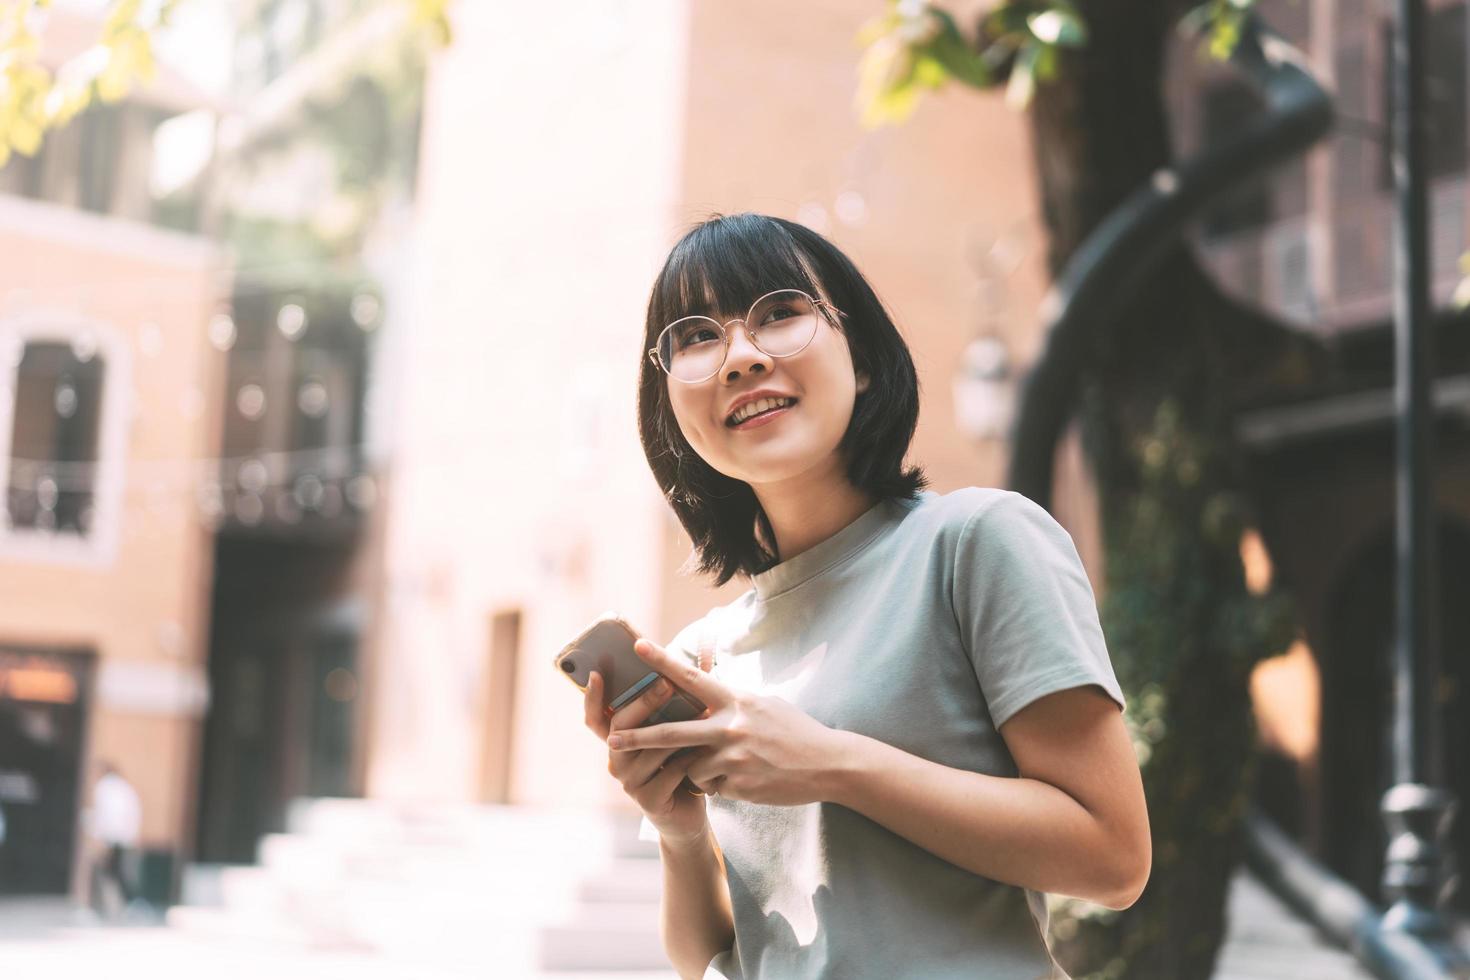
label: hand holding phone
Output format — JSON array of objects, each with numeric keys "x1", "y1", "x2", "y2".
[
  {"x1": 554, "y1": 614, "x2": 706, "y2": 724},
  {"x1": 557, "y1": 614, "x2": 712, "y2": 843}
]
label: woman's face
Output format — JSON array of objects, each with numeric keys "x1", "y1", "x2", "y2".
[{"x1": 664, "y1": 289, "x2": 869, "y2": 489}]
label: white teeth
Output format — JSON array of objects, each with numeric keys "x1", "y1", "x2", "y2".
[{"x1": 730, "y1": 397, "x2": 793, "y2": 425}]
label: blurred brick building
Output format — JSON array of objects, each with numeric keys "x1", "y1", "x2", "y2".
[{"x1": 0, "y1": 10, "x2": 226, "y2": 899}]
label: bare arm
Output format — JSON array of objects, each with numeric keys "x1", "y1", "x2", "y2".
[
  {"x1": 615, "y1": 644, "x2": 1151, "y2": 910},
  {"x1": 823, "y1": 685, "x2": 1151, "y2": 909},
  {"x1": 658, "y1": 825, "x2": 735, "y2": 979},
  {"x1": 583, "y1": 665, "x2": 734, "y2": 978}
]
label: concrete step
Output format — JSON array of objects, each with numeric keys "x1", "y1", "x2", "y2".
[
  {"x1": 170, "y1": 799, "x2": 670, "y2": 974},
  {"x1": 217, "y1": 866, "x2": 285, "y2": 918},
  {"x1": 539, "y1": 921, "x2": 668, "y2": 972},
  {"x1": 577, "y1": 857, "x2": 663, "y2": 905},
  {"x1": 178, "y1": 862, "x2": 229, "y2": 908},
  {"x1": 164, "y1": 904, "x2": 317, "y2": 948}
]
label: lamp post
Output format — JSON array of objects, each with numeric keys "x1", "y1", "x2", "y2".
[{"x1": 1380, "y1": 0, "x2": 1462, "y2": 959}]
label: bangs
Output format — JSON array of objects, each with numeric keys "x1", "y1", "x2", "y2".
[{"x1": 650, "y1": 214, "x2": 823, "y2": 329}]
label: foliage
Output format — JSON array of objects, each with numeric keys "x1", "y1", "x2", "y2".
[
  {"x1": 855, "y1": 0, "x2": 1086, "y2": 124},
  {"x1": 0, "y1": 0, "x2": 449, "y2": 167},
  {"x1": 855, "y1": 0, "x2": 1263, "y2": 125},
  {"x1": 1051, "y1": 400, "x2": 1297, "y2": 978},
  {"x1": 1178, "y1": 0, "x2": 1262, "y2": 61},
  {"x1": 1, "y1": 0, "x2": 183, "y2": 166}
]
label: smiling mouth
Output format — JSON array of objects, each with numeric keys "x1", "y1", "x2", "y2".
[{"x1": 726, "y1": 397, "x2": 798, "y2": 428}]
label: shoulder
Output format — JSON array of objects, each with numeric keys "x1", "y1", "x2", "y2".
[
  {"x1": 920, "y1": 488, "x2": 1083, "y2": 580},
  {"x1": 914, "y1": 486, "x2": 1058, "y2": 542}
]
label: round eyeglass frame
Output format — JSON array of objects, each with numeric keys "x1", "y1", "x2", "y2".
[{"x1": 647, "y1": 288, "x2": 847, "y2": 384}]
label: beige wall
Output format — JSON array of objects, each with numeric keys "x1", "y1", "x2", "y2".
[
  {"x1": 0, "y1": 193, "x2": 224, "y2": 884},
  {"x1": 384, "y1": 0, "x2": 1095, "y2": 810},
  {"x1": 370, "y1": 0, "x2": 690, "y2": 807}
]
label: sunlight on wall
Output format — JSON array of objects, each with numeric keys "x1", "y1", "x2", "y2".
[
  {"x1": 1240, "y1": 527, "x2": 1321, "y2": 762},
  {"x1": 1251, "y1": 639, "x2": 1321, "y2": 762}
]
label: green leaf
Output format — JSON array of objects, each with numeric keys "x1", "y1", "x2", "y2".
[
  {"x1": 1006, "y1": 40, "x2": 1040, "y2": 109},
  {"x1": 856, "y1": 11, "x2": 903, "y2": 48},
  {"x1": 1454, "y1": 270, "x2": 1470, "y2": 310},
  {"x1": 983, "y1": 2, "x2": 1032, "y2": 37},
  {"x1": 926, "y1": 6, "x2": 993, "y2": 88},
  {"x1": 1177, "y1": 2, "x2": 1218, "y2": 38},
  {"x1": 912, "y1": 50, "x2": 950, "y2": 88},
  {"x1": 856, "y1": 32, "x2": 922, "y2": 128},
  {"x1": 8, "y1": 113, "x2": 42, "y2": 155},
  {"x1": 1208, "y1": 18, "x2": 1241, "y2": 60},
  {"x1": 1033, "y1": 41, "x2": 1059, "y2": 81},
  {"x1": 1027, "y1": 9, "x2": 1087, "y2": 47}
]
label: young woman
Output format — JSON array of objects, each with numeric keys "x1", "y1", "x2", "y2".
[{"x1": 581, "y1": 213, "x2": 1150, "y2": 979}]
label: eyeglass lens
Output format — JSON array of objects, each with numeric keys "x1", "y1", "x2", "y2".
[{"x1": 657, "y1": 290, "x2": 820, "y2": 382}]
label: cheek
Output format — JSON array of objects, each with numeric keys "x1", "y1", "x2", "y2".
[{"x1": 667, "y1": 390, "x2": 716, "y2": 450}]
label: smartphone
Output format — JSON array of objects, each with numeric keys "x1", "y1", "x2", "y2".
[{"x1": 553, "y1": 613, "x2": 706, "y2": 724}]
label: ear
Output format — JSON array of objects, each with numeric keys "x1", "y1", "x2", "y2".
[{"x1": 856, "y1": 370, "x2": 871, "y2": 394}]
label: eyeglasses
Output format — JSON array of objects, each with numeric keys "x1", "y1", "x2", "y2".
[{"x1": 648, "y1": 288, "x2": 845, "y2": 384}]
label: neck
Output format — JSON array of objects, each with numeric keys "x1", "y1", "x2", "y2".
[{"x1": 751, "y1": 465, "x2": 878, "y2": 565}]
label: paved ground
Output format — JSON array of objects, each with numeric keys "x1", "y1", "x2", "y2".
[
  {"x1": 0, "y1": 898, "x2": 675, "y2": 980},
  {"x1": 1213, "y1": 872, "x2": 1373, "y2": 979},
  {"x1": 0, "y1": 872, "x2": 1399, "y2": 980}
]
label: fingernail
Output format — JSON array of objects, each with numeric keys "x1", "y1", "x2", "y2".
[
  {"x1": 655, "y1": 678, "x2": 672, "y2": 696},
  {"x1": 607, "y1": 735, "x2": 624, "y2": 750}
]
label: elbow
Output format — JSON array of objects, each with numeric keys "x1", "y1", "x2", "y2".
[
  {"x1": 1094, "y1": 843, "x2": 1151, "y2": 911},
  {"x1": 1093, "y1": 801, "x2": 1152, "y2": 910}
]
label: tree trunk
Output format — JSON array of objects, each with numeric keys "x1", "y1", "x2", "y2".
[{"x1": 1018, "y1": 3, "x2": 1319, "y2": 976}]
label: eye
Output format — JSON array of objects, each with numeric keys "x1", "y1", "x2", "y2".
[
  {"x1": 674, "y1": 324, "x2": 720, "y2": 350},
  {"x1": 761, "y1": 305, "x2": 799, "y2": 325}
]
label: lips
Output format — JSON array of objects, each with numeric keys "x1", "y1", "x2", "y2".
[
  {"x1": 724, "y1": 390, "x2": 799, "y2": 426},
  {"x1": 727, "y1": 400, "x2": 796, "y2": 431},
  {"x1": 726, "y1": 397, "x2": 798, "y2": 428}
]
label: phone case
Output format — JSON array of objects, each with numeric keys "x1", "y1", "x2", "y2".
[{"x1": 552, "y1": 612, "x2": 706, "y2": 723}]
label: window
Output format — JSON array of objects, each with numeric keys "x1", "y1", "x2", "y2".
[
  {"x1": 1379, "y1": 3, "x2": 1468, "y2": 186},
  {"x1": 6, "y1": 343, "x2": 104, "y2": 536}
]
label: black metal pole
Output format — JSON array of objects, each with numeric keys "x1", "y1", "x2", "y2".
[{"x1": 1380, "y1": 0, "x2": 1462, "y2": 954}]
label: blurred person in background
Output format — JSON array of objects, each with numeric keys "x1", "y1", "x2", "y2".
[
  {"x1": 86, "y1": 762, "x2": 141, "y2": 920},
  {"x1": 583, "y1": 213, "x2": 1151, "y2": 979}
]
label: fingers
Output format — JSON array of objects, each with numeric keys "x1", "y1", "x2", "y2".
[
  {"x1": 635, "y1": 750, "x2": 701, "y2": 805},
  {"x1": 685, "y1": 752, "x2": 726, "y2": 789},
  {"x1": 583, "y1": 672, "x2": 609, "y2": 740},
  {"x1": 609, "y1": 676, "x2": 675, "y2": 733},
  {"x1": 611, "y1": 744, "x2": 680, "y2": 790},
  {"x1": 608, "y1": 717, "x2": 724, "y2": 752},
  {"x1": 632, "y1": 638, "x2": 729, "y2": 709}
]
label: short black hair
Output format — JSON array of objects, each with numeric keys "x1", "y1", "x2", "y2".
[{"x1": 637, "y1": 212, "x2": 927, "y2": 586}]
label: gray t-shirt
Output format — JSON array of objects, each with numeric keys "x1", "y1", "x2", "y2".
[{"x1": 657, "y1": 487, "x2": 1125, "y2": 980}]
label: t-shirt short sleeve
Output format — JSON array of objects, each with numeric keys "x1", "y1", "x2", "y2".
[{"x1": 953, "y1": 490, "x2": 1125, "y2": 729}]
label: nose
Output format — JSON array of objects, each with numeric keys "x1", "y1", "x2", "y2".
[{"x1": 721, "y1": 320, "x2": 772, "y2": 381}]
